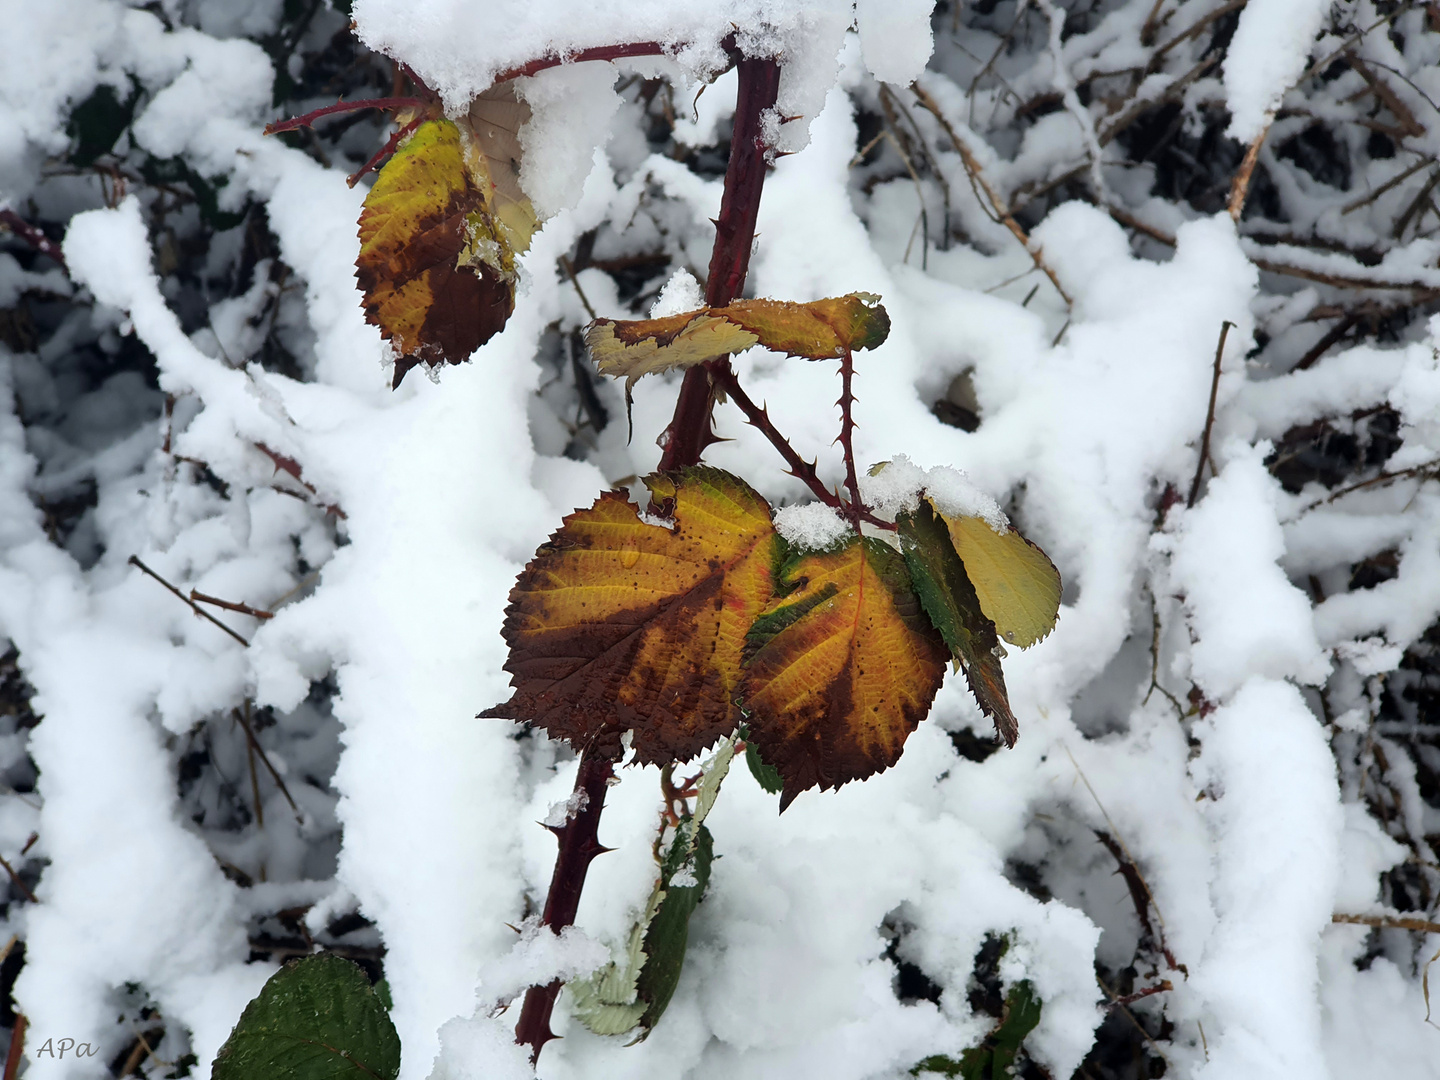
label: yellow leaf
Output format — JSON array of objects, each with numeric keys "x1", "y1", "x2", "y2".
[{"x1": 942, "y1": 508, "x2": 1061, "y2": 649}]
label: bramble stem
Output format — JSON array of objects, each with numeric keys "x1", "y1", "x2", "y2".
[
  {"x1": 495, "y1": 41, "x2": 675, "y2": 83},
  {"x1": 263, "y1": 96, "x2": 426, "y2": 136},
  {"x1": 347, "y1": 115, "x2": 424, "y2": 187},
  {"x1": 514, "y1": 748, "x2": 618, "y2": 1060},
  {"x1": 516, "y1": 52, "x2": 783, "y2": 1063},
  {"x1": 712, "y1": 366, "x2": 896, "y2": 532},
  {"x1": 837, "y1": 347, "x2": 863, "y2": 529},
  {"x1": 659, "y1": 54, "x2": 782, "y2": 471},
  {"x1": 0, "y1": 210, "x2": 65, "y2": 270}
]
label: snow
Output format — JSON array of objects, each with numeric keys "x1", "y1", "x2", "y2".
[
  {"x1": 1162, "y1": 441, "x2": 1330, "y2": 699},
  {"x1": 5, "y1": 2, "x2": 1440, "y2": 1079},
  {"x1": 648, "y1": 268, "x2": 704, "y2": 318},
  {"x1": 1223, "y1": 0, "x2": 1332, "y2": 142},
  {"x1": 773, "y1": 501, "x2": 850, "y2": 550}
]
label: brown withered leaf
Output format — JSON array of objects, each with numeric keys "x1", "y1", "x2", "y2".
[
  {"x1": 481, "y1": 467, "x2": 776, "y2": 763},
  {"x1": 587, "y1": 293, "x2": 891, "y2": 385},
  {"x1": 356, "y1": 84, "x2": 539, "y2": 389},
  {"x1": 897, "y1": 499, "x2": 1018, "y2": 746},
  {"x1": 740, "y1": 535, "x2": 948, "y2": 809}
]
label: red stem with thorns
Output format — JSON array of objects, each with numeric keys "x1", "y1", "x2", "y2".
[
  {"x1": 263, "y1": 96, "x2": 427, "y2": 136},
  {"x1": 514, "y1": 52, "x2": 784, "y2": 1063},
  {"x1": 837, "y1": 347, "x2": 864, "y2": 529}
]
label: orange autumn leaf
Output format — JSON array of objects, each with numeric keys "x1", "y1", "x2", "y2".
[
  {"x1": 586, "y1": 293, "x2": 891, "y2": 385},
  {"x1": 740, "y1": 535, "x2": 949, "y2": 809},
  {"x1": 481, "y1": 467, "x2": 776, "y2": 764},
  {"x1": 356, "y1": 85, "x2": 539, "y2": 389}
]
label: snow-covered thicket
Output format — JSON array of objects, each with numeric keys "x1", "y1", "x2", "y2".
[{"x1": 4, "y1": 0, "x2": 1440, "y2": 1076}]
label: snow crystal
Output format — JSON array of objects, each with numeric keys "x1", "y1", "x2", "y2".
[
  {"x1": 773, "y1": 501, "x2": 851, "y2": 550},
  {"x1": 649, "y1": 268, "x2": 705, "y2": 318},
  {"x1": 669, "y1": 867, "x2": 699, "y2": 888}
]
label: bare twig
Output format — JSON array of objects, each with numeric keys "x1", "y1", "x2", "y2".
[
  {"x1": 1187, "y1": 321, "x2": 1234, "y2": 507},
  {"x1": 1349, "y1": 57, "x2": 1426, "y2": 139},
  {"x1": 233, "y1": 702, "x2": 302, "y2": 820},
  {"x1": 129, "y1": 556, "x2": 250, "y2": 647},
  {"x1": 255, "y1": 444, "x2": 347, "y2": 519},
  {"x1": 1065, "y1": 746, "x2": 1182, "y2": 972},
  {"x1": 1228, "y1": 124, "x2": 1271, "y2": 221},
  {"x1": 1293, "y1": 313, "x2": 1360, "y2": 371},
  {"x1": 1150, "y1": 0, "x2": 1248, "y2": 66},
  {"x1": 911, "y1": 82, "x2": 1073, "y2": 305},
  {"x1": 3, "y1": 1014, "x2": 25, "y2": 1080},
  {"x1": 190, "y1": 591, "x2": 275, "y2": 621},
  {"x1": 1320, "y1": 459, "x2": 1440, "y2": 504},
  {"x1": 1341, "y1": 157, "x2": 1434, "y2": 214},
  {"x1": 1097, "y1": 976, "x2": 1173, "y2": 1066},
  {"x1": 1334, "y1": 911, "x2": 1440, "y2": 933},
  {"x1": 0, "y1": 852, "x2": 35, "y2": 905},
  {"x1": 559, "y1": 255, "x2": 598, "y2": 322},
  {"x1": 711, "y1": 366, "x2": 895, "y2": 531},
  {"x1": 1110, "y1": 980, "x2": 1174, "y2": 1008},
  {"x1": 493, "y1": 41, "x2": 675, "y2": 83}
]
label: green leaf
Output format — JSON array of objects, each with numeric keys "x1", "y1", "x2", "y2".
[
  {"x1": 211, "y1": 954, "x2": 400, "y2": 1080},
  {"x1": 739, "y1": 725, "x2": 784, "y2": 795},
  {"x1": 910, "y1": 981, "x2": 1042, "y2": 1079},
  {"x1": 636, "y1": 821, "x2": 714, "y2": 1030},
  {"x1": 67, "y1": 80, "x2": 139, "y2": 167},
  {"x1": 897, "y1": 499, "x2": 1019, "y2": 747},
  {"x1": 572, "y1": 738, "x2": 731, "y2": 1038}
]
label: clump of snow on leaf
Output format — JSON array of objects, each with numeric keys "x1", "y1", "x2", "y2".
[
  {"x1": 858, "y1": 455, "x2": 1008, "y2": 530},
  {"x1": 649, "y1": 268, "x2": 705, "y2": 318},
  {"x1": 773, "y1": 501, "x2": 850, "y2": 550}
]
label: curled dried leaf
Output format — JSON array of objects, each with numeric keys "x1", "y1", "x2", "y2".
[{"x1": 587, "y1": 293, "x2": 890, "y2": 384}]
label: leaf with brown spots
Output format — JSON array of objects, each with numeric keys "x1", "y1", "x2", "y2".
[
  {"x1": 481, "y1": 467, "x2": 777, "y2": 764},
  {"x1": 739, "y1": 535, "x2": 948, "y2": 809},
  {"x1": 356, "y1": 84, "x2": 539, "y2": 388},
  {"x1": 587, "y1": 293, "x2": 891, "y2": 385},
  {"x1": 897, "y1": 498, "x2": 1019, "y2": 746}
]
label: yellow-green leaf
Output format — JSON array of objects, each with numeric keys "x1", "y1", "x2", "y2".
[
  {"x1": 481, "y1": 467, "x2": 776, "y2": 764},
  {"x1": 740, "y1": 535, "x2": 948, "y2": 809},
  {"x1": 587, "y1": 293, "x2": 890, "y2": 384},
  {"x1": 941, "y1": 508, "x2": 1060, "y2": 649}
]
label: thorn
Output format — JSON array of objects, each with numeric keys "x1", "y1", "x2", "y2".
[{"x1": 504, "y1": 922, "x2": 522, "y2": 934}]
